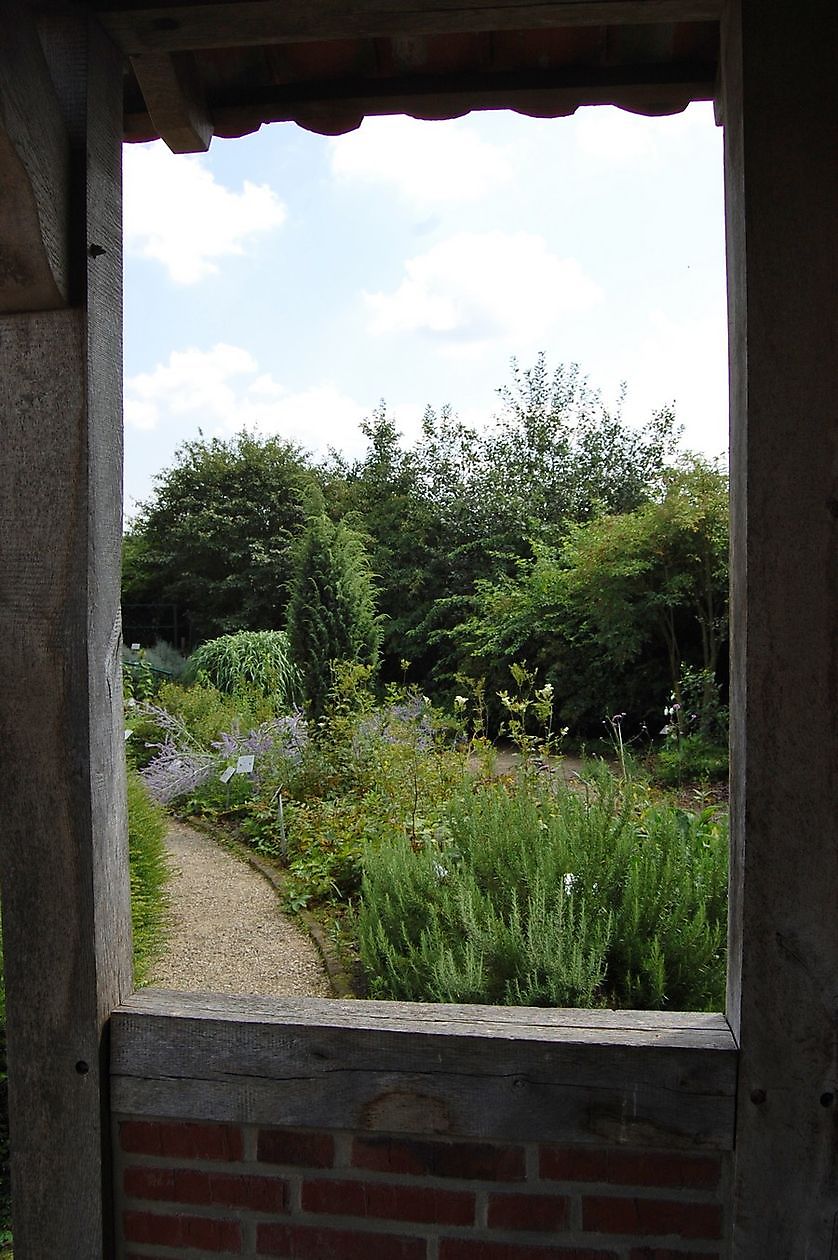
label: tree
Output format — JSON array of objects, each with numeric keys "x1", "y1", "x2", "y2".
[
  {"x1": 457, "y1": 456, "x2": 729, "y2": 732},
  {"x1": 286, "y1": 510, "x2": 381, "y2": 720},
  {"x1": 338, "y1": 357, "x2": 680, "y2": 692},
  {"x1": 123, "y1": 433, "x2": 319, "y2": 645},
  {"x1": 561, "y1": 457, "x2": 728, "y2": 716}
]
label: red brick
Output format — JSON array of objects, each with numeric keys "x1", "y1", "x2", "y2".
[
  {"x1": 629, "y1": 1249, "x2": 721, "y2": 1259},
  {"x1": 540, "y1": 1148, "x2": 721, "y2": 1192},
  {"x1": 583, "y1": 1196, "x2": 722, "y2": 1240},
  {"x1": 257, "y1": 1222, "x2": 426, "y2": 1259},
  {"x1": 488, "y1": 1191, "x2": 569, "y2": 1231},
  {"x1": 119, "y1": 1120, "x2": 243, "y2": 1161},
  {"x1": 123, "y1": 1209, "x2": 240, "y2": 1251},
  {"x1": 258, "y1": 1129, "x2": 335, "y2": 1168},
  {"x1": 302, "y1": 1178, "x2": 474, "y2": 1225},
  {"x1": 125, "y1": 1165, "x2": 286, "y2": 1212},
  {"x1": 352, "y1": 1137, "x2": 525, "y2": 1181},
  {"x1": 440, "y1": 1241, "x2": 618, "y2": 1260}
]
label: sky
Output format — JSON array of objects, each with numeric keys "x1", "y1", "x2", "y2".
[{"x1": 122, "y1": 101, "x2": 729, "y2": 516}]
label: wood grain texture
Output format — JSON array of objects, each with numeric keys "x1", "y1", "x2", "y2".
[
  {"x1": 96, "y1": 0, "x2": 722, "y2": 54},
  {"x1": 723, "y1": 0, "x2": 838, "y2": 1254},
  {"x1": 130, "y1": 51, "x2": 213, "y2": 151},
  {"x1": 112, "y1": 993, "x2": 737, "y2": 1150},
  {"x1": 0, "y1": 3, "x2": 70, "y2": 310},
  {"x1": 0, "y1": 14, "x2": 132, "y2": 1260}
]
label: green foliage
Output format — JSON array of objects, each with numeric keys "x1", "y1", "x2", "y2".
[
  {"x1": 234, "y1": 669, "x2": 467, "y2": 913},
  {"x1": 126, "y1": 769, "x2": 171, "y2": 986},
  {"x1": 184, "y1": 630, "x2": 299, "y2": 704},
  {"x1": 121, "y1": 361, "x2": 723, "y2": 735},
  {"x1": 287, "y1": 513, "x2": 381, "y2": 720},
  {"x1": 122, "y1": 640, "x2": 185, "y2": 703},
  {"x1": 159, "y1": 681, "x2": 276, "y2": 745},
  {"x1": 123, "y1": 432, "x2": 319, "y2": 643},
  {"x1": 125, "y1": 681, "x2": 276, "y2": 772},
  {"x1": 357, "y1": 768, "x2": 727, "y2": 1011},
  {"x1": 653, "y1": 734, "x2": 729, "y2": 786},
  {"x1": 122, "y1": 655, "x2": 158, "y2": 702},
  {"x1": 327, "y1": 357, "x2": 679, "y2": 689},
  {"x1": 457, "y1": 455, "x2": 728, "y2": 732}
]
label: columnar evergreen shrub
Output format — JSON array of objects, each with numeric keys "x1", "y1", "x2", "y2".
[{"x1": 286, "y1": 513, "x2": 380, "y2": 720}]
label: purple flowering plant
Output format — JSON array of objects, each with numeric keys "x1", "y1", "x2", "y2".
[{"x1": 137, "y1": 700, "x2": 309, "y2": 805}]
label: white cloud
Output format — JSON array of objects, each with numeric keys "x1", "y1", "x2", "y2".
[
  {"x1": 329, "y1": 116, "x2": 511, "y2": 207},
  {"x1": 619, "y1": 310, "x2": 729, "y2": 457},
  {"x1": 123, "y1": 142, "x2": 287, "y2": 283},
  {"x1": 235, "y1": 383, "x2": 369, "y2": 457},
  {"x1": 573, "y1": 101, "x2": 711, "y2": 167},
  {"x1": 124, "y1": 343, "x2": 371, "y2": 458},
  {"x1": 125, "y1": 344, "x2": 258, "y2": 428},
  {"x1": 364, "y1": 230, "x2": 601, "y2": 351}
]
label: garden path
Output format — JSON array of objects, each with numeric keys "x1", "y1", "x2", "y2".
[{"x1": 152, "y1": 820, "x2": 331, "y2": 998}]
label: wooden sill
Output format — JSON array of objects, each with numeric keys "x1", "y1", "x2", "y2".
[{"x1": 111, "y1": 991, "x2": 737, "y2": 1150}]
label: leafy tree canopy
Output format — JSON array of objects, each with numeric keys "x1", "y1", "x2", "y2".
[
  {"x1": 123, "y1": 432, "x2": 319, "y2": 644},
  {"x1": 455, "y1": 454, "x2": 728, "y2": 731},
  {"x1": 333, "y1": 355, "x2": 681, "y2": 686}
]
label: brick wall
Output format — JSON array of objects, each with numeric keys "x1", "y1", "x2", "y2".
[{"x1": 114, "y1": 1118, "x2": 728, "y2": 1259}]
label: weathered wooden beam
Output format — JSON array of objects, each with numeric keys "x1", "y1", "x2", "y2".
[
  {"x1": 96, "y1": 0, "x2": 722, "y2": 54},
  {"x1": 112, "y1": 992, "x2": 738, "y2": 1150},
  {"x1": 723, "y1": 0, "x2": 838, "y2": 1254},
  {"x1": 0, "y1": 3, "x2": 70, "y2": 311},
  {"x1": 0, "y1": 13, "x2": 133, "y2": 1260},
  {"x1": 130, "y1": 50, "x2": 213, "y2": 151}
]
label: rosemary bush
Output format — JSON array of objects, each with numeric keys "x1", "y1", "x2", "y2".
[{"x1": 357, "y1": 766, "x2": 727, "y2": 1011}]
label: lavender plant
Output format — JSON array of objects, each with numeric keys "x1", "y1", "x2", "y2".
[{"x1": 138, "y1": 701, "x2": 310, "y2": 805}]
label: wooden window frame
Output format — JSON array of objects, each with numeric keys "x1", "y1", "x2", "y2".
[{"x1": 0, "y1": 1, "x2": 835, "y2": 1256}]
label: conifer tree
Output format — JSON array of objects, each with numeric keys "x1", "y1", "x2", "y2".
[{"x1": 287, "y1": 510, "x2": 380, "y2": 719}]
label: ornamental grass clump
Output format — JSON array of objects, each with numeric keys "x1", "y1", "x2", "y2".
[
  {"x1": 356, "y1": 765, "x2": 727, "y2": 1011},
  {"x1": 184, "y1": 630, "x2": 300, "y2": 705}
]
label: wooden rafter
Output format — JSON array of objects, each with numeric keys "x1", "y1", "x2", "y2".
[
  {"x1": 130, "y1": 50, "x2": 213, "y2": 151},
  {"x1": 95, "y1": 0, "x2": 723, "y2": 54}
]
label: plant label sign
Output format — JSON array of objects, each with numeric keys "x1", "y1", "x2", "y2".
[
  {"x1": 236, "y1": 755, "x2": 255, "y2": 774},
  {"x1": 219, "y1": 766, "x2": 236, "y2": 784}
]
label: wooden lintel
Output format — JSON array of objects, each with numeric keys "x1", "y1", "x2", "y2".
[
  {"x1": 130, "y1": 50, "x2": 213, "y2": 152},
  {"x1": 97, "y1": 0, "x2": 722, "y2": 55},
  {"x1": 0, "y1": 4, "x2": 70, "y2": 312}
]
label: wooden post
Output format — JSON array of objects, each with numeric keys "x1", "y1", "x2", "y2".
[
  {"x1": 722, "y1": 0, "x2": 838, "y2": 1253},
  {"x1": 0, "y1": 13, "x2": 132, "y2": 1259}
]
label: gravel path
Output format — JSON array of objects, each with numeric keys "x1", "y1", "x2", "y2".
[{"x1": 152, "y1": 820, "x2": 331, "y2": 998}]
